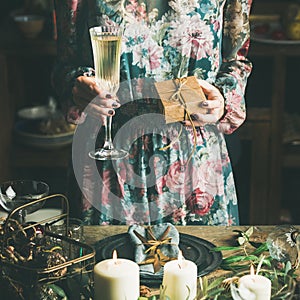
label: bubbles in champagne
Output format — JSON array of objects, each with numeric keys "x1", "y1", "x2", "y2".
[{"x1": 90, "y1": 30, "x2": 122, "y2": 94}]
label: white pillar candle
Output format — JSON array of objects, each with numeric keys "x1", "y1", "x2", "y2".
[
  {"x1": 162, "y1": 251, "x2": 197, "y2": 300},
  {"x1": 238, "y1": 268, "x2": 271, "y2": 300},
  {"x1": 94, "y1": 250, "x2": 140, "y2": 300}
]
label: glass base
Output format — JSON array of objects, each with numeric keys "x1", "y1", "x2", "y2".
[{"x1": 89, "y1": 148, "x2": 129, "y2": 161}]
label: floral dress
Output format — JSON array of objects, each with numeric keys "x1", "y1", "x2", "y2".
[{"x1": 52, "y1": 0, "x2": 252, "y2": 225}]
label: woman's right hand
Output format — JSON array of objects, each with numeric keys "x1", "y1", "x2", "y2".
[{"x1": 72, "y1": 75, "x2": 121, "y2": 121}]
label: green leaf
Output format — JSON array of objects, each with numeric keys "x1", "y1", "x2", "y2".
[
  {"x1": 47, "y1": 284, "x2": 68, "y2": 298},
  {"x1": 237, "y1": 236, "x2": 246, "y2": 245},
  {"x1": 198, "y1": 276, "x2": 208, "y2": 295},
  {"x1": 221, "y1": 264, "x2": 248, "y2": 271},
  {"x1": 248, "y1": 241, "x2": 264, "y2": 248},
  {"x1": 232, "y1": 230, "x2": 243, "y2": 234},
  {"x1": 222, "y1": 254, "x2": 258, "y2": 265},
  {"x1": 237, "y1": 226, "x2": 254, "y2": 245},
  {"x1": 211, "y1": 246, "x2": 242, "y2": 252},
  {"x1": 285, "y1": 261, "x2": 292, "y2": 275},
  {"x1": 250, "y1": 242, "x2": 269, "y2": 255},
  {"x1": 244, "y1": 226, "x2": 254, "y2": 237},
  {"x1": 207, "y1": 277, "x2": 225, "y2": 290},
  {"x1": 261, "y1": 257, "x2": 272, "y2": 268},
  {"x1": 207, "y1": 287, "x2": 226, "y2": 297}
]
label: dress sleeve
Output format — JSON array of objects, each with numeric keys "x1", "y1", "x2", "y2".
[
  {"x1": 52, "y1": 0, "x2": 93, "y2": 124},
  {"x1": 215, "y1": 0, "x2": 253, "y2": 134}
]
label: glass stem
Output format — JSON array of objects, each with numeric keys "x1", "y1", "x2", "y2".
[
  {"x1": 19, "y1": 209, "x2": 26, "y2": 224},
  {"x1": 102, "y1": 116, "x2": 115, "y2": 150}
]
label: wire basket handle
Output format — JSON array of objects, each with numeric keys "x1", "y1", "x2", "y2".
[{"x1": 2, "y1": 193, "x2": 70, "y2": 237}]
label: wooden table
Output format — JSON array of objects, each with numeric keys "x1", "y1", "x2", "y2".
[
  {"x1": 83, "y1": 225, "x2": 299, "y2": 252},
  {"x1": 83, "y1": 225, "x2": 300, "y2": 296}
]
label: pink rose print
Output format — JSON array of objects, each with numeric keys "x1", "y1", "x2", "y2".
[
  {"x1": 162, "y1": 203, "x2": 186, "y2": 223},
  {"x1": 70, "y1": 0, "x2": 78, "y2": 22},
  {"x1": 172, "y1": 207, "x2": 187, "y2": 223},
  {"x1": 226, "y1": 89, "x2": 243, "y2": 108},
  {"x1": 149, "y1": 44, "x2": 164, "y2": 70},
  {"x1": 186, "y1": 188, "x2": 214, "y2": 216},
  {"x1": 126, "y1": 0, "x2": 139, "y2": 14},
  {"x1": 155, "y1": 175, "x2": 166, "y2": 195},
  {"x1": 100, "y1": 169, "x2": 125, "y2": 205},
  {"x1": 126, "y1": 0, "x2": 147, "y2": 22},
  {"x1": 126, "y1": 206, "x2": 150, "y2": 225},
  {"x1": 165, "y1": 161, "x2": 186, "y2": 194},
  {"x1": 189, "y1": 34, "x2": 213, "y2": 60},
  {"x1": 155, "y1": 159, "x2": 199, "y2": 196},
  {"x1": 170, "y1": 15, "x2": 214, "y2": 61},
  {"x1": 220, "y1": 89, "x2": 246, "y2": 131}
]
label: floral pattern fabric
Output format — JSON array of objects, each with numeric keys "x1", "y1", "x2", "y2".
[{"x1": 53, "y1": 0, "x2": 252, "y2": 225}]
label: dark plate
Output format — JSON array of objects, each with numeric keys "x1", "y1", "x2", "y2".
[
  {"x1": 14, "y1": 120, "x2": 74, "y2": 149},
  {"x1": 94, "y1": 232, "x2": 222, "y2": 287}
]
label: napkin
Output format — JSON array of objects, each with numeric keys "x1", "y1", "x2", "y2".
[{"x1": 128, "y1": 223, "x2": 180, "y2": 278}]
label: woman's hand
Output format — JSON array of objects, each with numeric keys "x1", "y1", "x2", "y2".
[
  {"x1": 183, "y1": 79, "x2": 225, "y2": 127},
  {"x1": 72, "y1": 75, "x2": 121, "y2": 121}
]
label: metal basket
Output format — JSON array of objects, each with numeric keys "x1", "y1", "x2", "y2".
[{"x1": 0, "y1": 194, "x2": 95, "y2": 299}]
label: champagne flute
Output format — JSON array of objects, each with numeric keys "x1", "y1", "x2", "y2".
[{"x1": 88, "y1": 25, "x2": 128, "y2": 160}]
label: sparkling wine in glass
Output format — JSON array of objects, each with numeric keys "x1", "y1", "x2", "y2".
[{"x1": 88, "y1": 25, "x2": 128, "y2": 160}]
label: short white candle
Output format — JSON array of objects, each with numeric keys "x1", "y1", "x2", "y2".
[
  {"x1": 162, "y1": 251, "x2": 197, "y2": 300},
  {"x1": 238, "y1": 268, "x2": 271, "y2": 300},
  {"x1": 94, "y1": 250, "x2": 140, "y2": 300}
]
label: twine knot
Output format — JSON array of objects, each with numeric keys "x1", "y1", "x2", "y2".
[
  {"x1": 159, "y1": 77, "x2": 198, "y2": 164},
  {"x1": 134, "y1": 226, "x2": 177, "y2": 273}
]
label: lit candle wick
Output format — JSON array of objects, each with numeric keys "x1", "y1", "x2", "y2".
[
  {"x1": 250, "y1": 264, "x2": 255, "y2": 276},
  {"x1": 178, "y1": 250, "x2": 183, "y2": 269},
  {"x1": 112, "y1": 249, "x2": 118, "y2": 265}
]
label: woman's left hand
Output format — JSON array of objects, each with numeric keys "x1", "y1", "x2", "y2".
[{"x1": 182, "y1": 79, "x2": 225, "y2": 127}]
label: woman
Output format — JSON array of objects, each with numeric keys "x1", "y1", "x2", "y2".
[{"x1": 52, "y1": 0, "x2": 252, "y2": 225}]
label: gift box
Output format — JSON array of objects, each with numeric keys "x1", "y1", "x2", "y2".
[{"x1": 155, "y1": 76, "x2": 207, "y2": 123}]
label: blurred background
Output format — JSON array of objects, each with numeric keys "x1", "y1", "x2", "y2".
[{"x1": 0, "y1": 0, "x2": 299, "y2": 225}]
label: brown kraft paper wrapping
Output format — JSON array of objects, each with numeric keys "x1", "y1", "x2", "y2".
[{"x1": 155, "y1": 76, "x2": 207, "y2": 123}]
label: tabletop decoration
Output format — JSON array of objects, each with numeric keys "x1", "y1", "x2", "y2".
[
  {"x1": 230, "y1": 265, "x2": 272, "y2": 300},
  {"x1": 94, "y1": 249, "x2": 140, "y2": 300},
  {"x1": 206, "y1": 225, "x2": 298, "y2": 299},
  {"x1": 136, "y1": 226, "x2": 298, "y2": 300},
  {"x1": 0, "y1": 194, "x2": 95, "y2": 299},
  {"x1": 212, "y1": 225, "x2": 299, "y2": 273},
  {"x1": 128, "y1": 223, "x2": 180, "y2": 276},
  {"x1": 95, "y1": 229, "x2": 222, "y2": 287},
  {"x1": 266, "y1": 225, "x2": 300, "y2": 269}
]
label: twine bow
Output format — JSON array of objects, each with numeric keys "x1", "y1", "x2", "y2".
[
  {"x1": 134, "y1": 226, "x2": 177, "y2": 273},
  {"x1": 159, "y1": 77, "x2": 198, "y2": 165},
  {"x1": 169, "y1": 77, "x2": 189, "y2": 103}
]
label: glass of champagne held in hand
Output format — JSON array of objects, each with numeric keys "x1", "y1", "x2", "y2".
[{"x1": 88, "y1": 25, "x2": 128, "y2": 160}]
